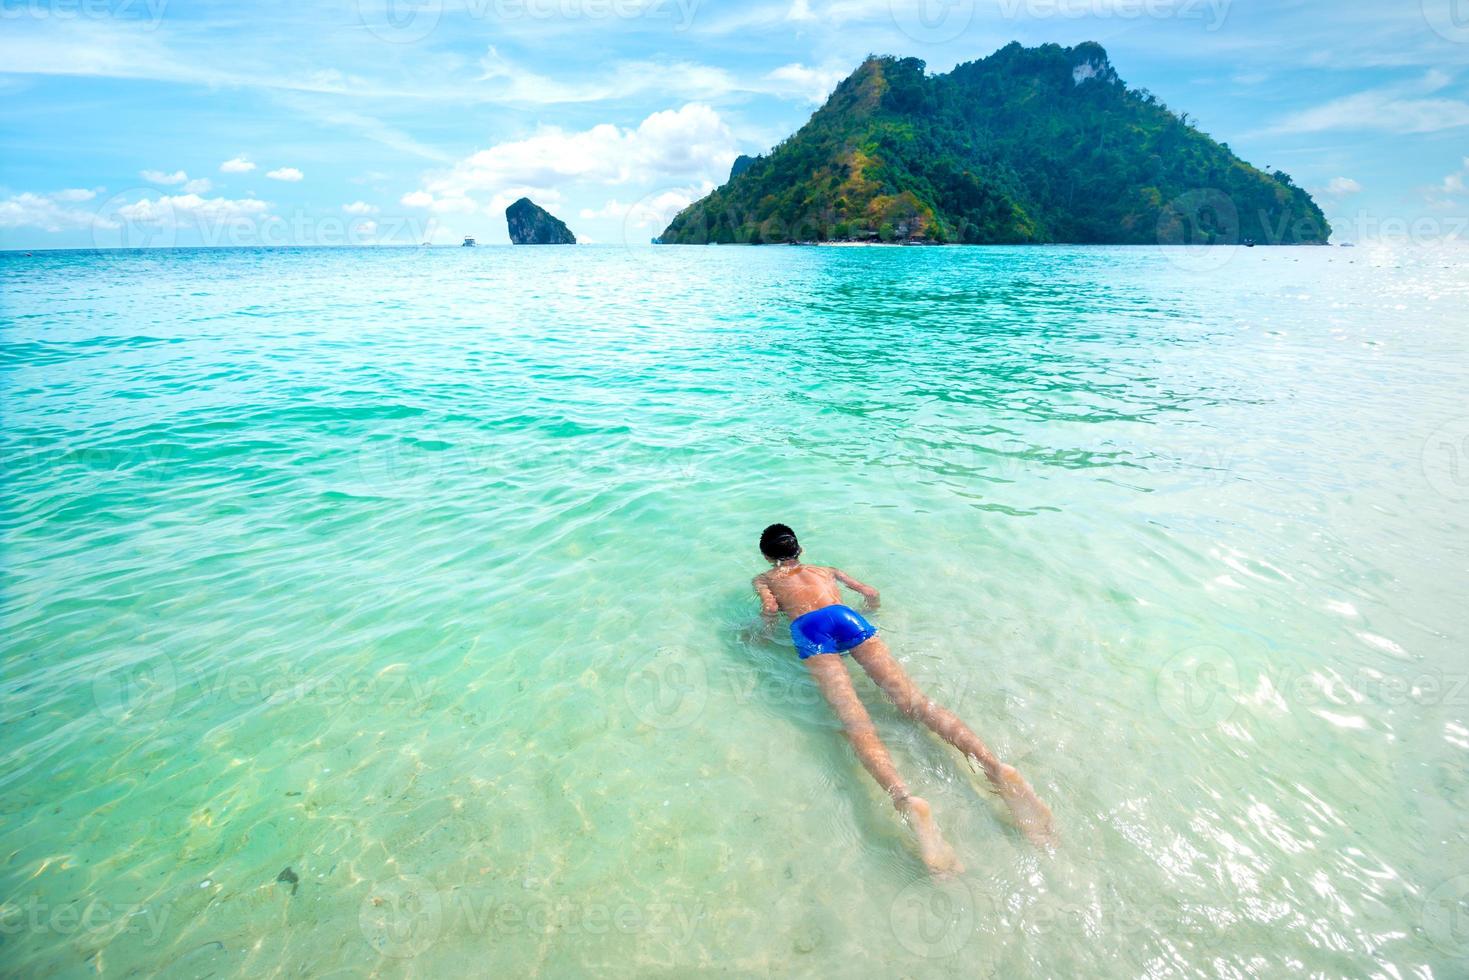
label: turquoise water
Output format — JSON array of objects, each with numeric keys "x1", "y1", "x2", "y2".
[{"x1": 2, "y1": 244, "x2": 1467, "y2": 977}]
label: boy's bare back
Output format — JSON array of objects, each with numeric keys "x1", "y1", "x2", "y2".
[{"x1": 754, "y1": 564, "x2": 879, "y2": 620}]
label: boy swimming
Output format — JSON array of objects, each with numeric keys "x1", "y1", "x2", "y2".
[{"x1": 752, "y1": 523, "x2": 1054, "y2": 872}]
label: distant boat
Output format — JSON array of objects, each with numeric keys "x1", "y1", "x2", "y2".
[{"x1": 461, "y1": 236, "x2": 476, "y2": 247}]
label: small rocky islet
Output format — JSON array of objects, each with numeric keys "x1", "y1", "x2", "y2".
[{"x1": 505, "y1": 197, "x2": 577, "y2": 245}]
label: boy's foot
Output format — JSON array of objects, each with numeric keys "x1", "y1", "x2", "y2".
[
  {"x1": 897, "y1": 796, "x2": 964, "y2": 876},
  {"x1": 992, "y1": 764, "x2": 1056, "y2": 848}
]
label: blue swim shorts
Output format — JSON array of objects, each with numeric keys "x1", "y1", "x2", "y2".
[{"x1": 789, "y1": 605, "x2": 878, "y2": 660}]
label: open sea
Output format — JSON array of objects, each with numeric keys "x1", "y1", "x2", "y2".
[{"x1": 1, "y1": 243, "x2": 1467, "y2": 977}]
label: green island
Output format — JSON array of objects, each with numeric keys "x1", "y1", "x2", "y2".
[{"x1": 660, "y1": 42, "x2": 1331, "y2": 246}]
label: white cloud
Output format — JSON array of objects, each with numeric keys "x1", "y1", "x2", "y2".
[
  {"x1": 0, "y1": 189, "x2": 108, "y2": 232},
  {"x1": 1428, "y1": 157, "x2": 1469, "y2": 201},
  {"x1": 266, "y1": 167, "x2": 303, "y2": 182},
  {"x1": 1267, "y1": 72, "x2": 1469, "y2": 134},
  {"x1": 487, "y1": 187, "x2": 562, "y2": 217},
  {"x1": 581, "y1": 186, "x2": 707, "y2": 230},
  {"x1": 220, "y1": 156, "x2": 256, "y2": 173},
  {"x1": 475, "y1": 47, "x2": 744, "y2": 107},
  {"x1": 580, "y1": 200, "x2": 633, "y2": 220},
  {"x1": 1321, "y1": 177, "x2": 1362, "y2": 197},
  {"x1": 142, "y1": 169, "x2": 188, "y2": 185},
  {"x1": 765, "y1": 63, "x2": 847, "y2": 104},
  {"x1": 401, "y1": 189, "x2": 479, "y2": 214},
  {"x1": 406, "y1": 104, "x2": 736, "y2": 216},
  {"x1": 343, "y1": 201, "x2": 379, "y2": 215},
  {"x1": 786, "y1": 0, "x2": 816, "y2": 20},
  {"x1": 142, "y1": 170, "x2": 212, "y2": 193},
  {"x1": 116, "y1": 193, "x2": 271, "y2": 227}
]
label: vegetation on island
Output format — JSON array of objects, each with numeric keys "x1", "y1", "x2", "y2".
[{"x1": 660, "y1": 43, "x2": 1330, "y2": 246}]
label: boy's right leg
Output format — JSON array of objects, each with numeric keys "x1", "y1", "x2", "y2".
[
  {"x1": 849, "y1": 636, "x2": 1055, "y2": 847},
  {"x1": 804, "y1": 654, "x2": 961, "y2": 875}
]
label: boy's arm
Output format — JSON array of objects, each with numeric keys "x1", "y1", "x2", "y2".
[
  {"x1": 753, "y1": 575, "x2": 780, "y2": 620},
  {"x1": 832, "y1": 568, "x2": 880, "y2": 611}
]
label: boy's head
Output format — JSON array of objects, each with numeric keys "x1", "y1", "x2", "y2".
[{"x1": 760, "y1": 523, "x2": 801, "y2": 562}]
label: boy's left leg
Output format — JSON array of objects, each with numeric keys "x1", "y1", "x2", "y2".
[
  {"x1": 849, "y1": 636, "x2": 1055, "y2": 847},
  {"x1": 803, "y1": 653, "x2": 961, "y2": 875}
]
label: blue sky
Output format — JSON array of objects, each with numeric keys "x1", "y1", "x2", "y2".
[{"x1": 2, "y1": 0, "x2": 1467, "y2": 247}]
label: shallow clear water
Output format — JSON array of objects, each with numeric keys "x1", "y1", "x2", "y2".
[{"x1": 2, "y1": 244, "x2": 1467, "y2": 977}]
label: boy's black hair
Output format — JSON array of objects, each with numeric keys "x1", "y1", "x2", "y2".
[{"x1": 760, "y1": 523, "x2": 800, "y2": 561}]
